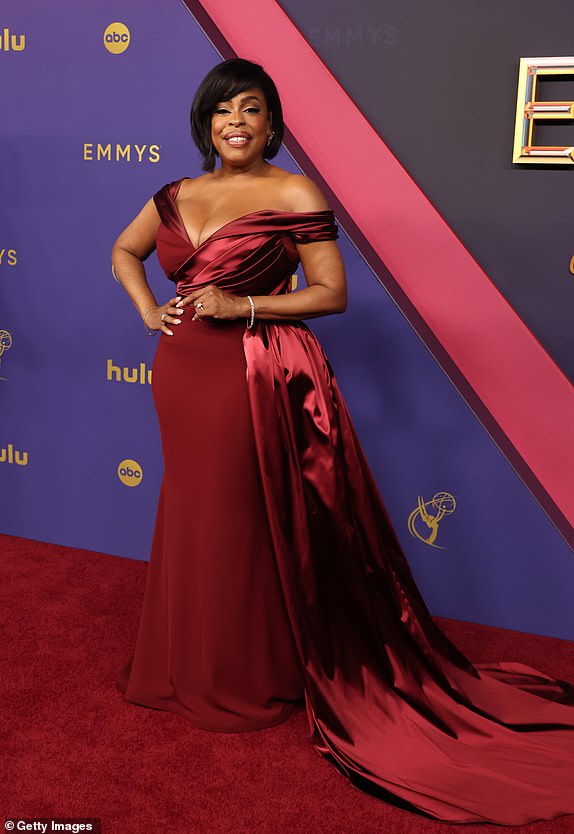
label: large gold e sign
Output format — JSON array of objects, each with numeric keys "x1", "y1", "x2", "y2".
[{"x1": 513, "y1": 56, "x2": 574, "y2": 164}]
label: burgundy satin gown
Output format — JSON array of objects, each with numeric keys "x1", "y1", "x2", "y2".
[{"x1": 117, "y1": 177, "x2": 574, "y2": 825}]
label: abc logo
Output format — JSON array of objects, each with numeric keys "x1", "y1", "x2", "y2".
[
  {"x1": 118, "y1": 458, "x2": 142, "y2": 487},
  {"x1": 103, "y1": 22, "x2": 130, "y2": 54}
]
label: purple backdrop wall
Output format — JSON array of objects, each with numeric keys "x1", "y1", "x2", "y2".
[{"x1": 1, "y1": 0, "x2": 573, "y2": 640}]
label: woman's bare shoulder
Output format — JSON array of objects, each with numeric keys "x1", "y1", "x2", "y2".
[
  {"x1": 178, "y1": 173, "x2": 212, "y2": 195},
  {"x1": 278, "y1": 173, "x2": 330, "y2": 212}
]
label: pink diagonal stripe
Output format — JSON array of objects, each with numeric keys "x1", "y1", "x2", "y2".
[{"x1": 196, "y1": 0, "x2": 574, "y2": 529}]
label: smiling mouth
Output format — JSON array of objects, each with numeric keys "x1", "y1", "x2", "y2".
[{"x1": 224, "y1": 136, "x2": 251, "y2": 145}]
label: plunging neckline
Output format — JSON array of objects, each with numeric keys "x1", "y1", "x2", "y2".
[{"x1": 170, "y1": 179, "x2": 333, "y2": 251}]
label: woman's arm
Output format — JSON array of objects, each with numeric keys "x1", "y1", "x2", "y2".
[
  {"x1": 246, "y1": 237, "x2": 347, "y2": 320},
  {"x1": 249, "y1": 174, "x2": 347, "y2": 319},
  {"x1": 111, "y1": 198, "x2": 181, "y2": 335}
]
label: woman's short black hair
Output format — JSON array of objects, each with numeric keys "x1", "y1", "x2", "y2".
[{"x1": 190, "y1": 58, "x2": 284, "y2": 173}]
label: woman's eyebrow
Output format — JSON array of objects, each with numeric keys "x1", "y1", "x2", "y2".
[{"x1": 217, "y1": 95, "x2": 262, "y2": 104}]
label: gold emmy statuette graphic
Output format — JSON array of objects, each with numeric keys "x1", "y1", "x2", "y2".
[
  {"x1": 117, "y1": 459, "x2": 143, "y2": 487},
  {"x1": 0, "y1": 329, "x2": 13, "y2": 380},
  {"x1": 407, "y1": 492, "x2": 456, "y2": 550},
  {"x1": 103, "y1": 22, "x2": 130, "y2": 55},
  {"x1": 513, "y1": 56, "x2": 574, "y2": 164}
]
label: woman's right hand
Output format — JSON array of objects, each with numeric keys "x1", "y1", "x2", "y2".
[{"x1": 144, "y1": 296, "x2": 185, "y2": 336}]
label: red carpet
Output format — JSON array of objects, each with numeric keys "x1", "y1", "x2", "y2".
[{"x1": 2, "y1": 532, "x2": 574, "y2": 833}]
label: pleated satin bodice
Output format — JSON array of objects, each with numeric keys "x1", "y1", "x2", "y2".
[{"x1": 152, "y1": 178, "x2": 339, "y2": 298}]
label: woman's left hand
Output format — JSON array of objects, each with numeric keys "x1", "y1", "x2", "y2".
[{"x1": 176, "y1": 285, "x2": 250, "y2": 322}]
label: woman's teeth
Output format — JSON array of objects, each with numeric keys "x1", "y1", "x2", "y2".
[{"x1": 226, "y1": 136, "x2": 250, "y2": 145}]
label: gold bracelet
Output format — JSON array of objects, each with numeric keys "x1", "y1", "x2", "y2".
[{"x1": 142, "y1": 305, "x2": 159, "y2": 336}]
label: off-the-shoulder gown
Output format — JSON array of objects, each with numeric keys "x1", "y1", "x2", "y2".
[{"x1": 117, "y1": 177, "x2": 574, "y2": 826}]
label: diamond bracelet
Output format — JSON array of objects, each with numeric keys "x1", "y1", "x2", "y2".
[{"x1": 246, "y1": 295, "x2": 255, "y2": 329}]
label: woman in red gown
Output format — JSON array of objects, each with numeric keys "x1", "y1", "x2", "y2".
[{"x1": 112, "y1": 58, "x2": 574, "y2": 825}]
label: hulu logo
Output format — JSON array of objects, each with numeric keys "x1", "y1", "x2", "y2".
[
  {"x1": 0, "y1": 27, "x2": 26, "y2": 51},
  {"x1": 106, "y1": 359, "x2": 152, "y2": 385},
  {"x1": 0, "y1": 443, "x2": 28, "y2": 465}
]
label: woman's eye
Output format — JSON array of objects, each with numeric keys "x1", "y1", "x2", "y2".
[{"x1": 214, "y1": 107, "x2": 261, "y2": 114}]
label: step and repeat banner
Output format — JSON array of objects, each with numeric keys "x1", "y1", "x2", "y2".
[{"x1": 1, "y1": 0, "x2": 573, "y2": 639}]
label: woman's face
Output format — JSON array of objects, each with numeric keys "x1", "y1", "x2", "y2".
[{"x1": 210, "y1": 87, "x2": 272, "y2": 165}]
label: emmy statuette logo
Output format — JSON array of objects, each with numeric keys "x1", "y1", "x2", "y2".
[
  {"x1": 0, "y1": 329, "x2": 13, "y2": 380},
  {"x1": 407, "y1": 491, "x2": 456, "y2": 550},
  {"x1": 103, "y1": 22, "x2": 130, "y2": 54},
  {"x1": 0, "y1": 27, "x2": 26, "y2": 51},
  {"x1": 118, "y1": 459, "x2": 142, "y2": 487}
]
